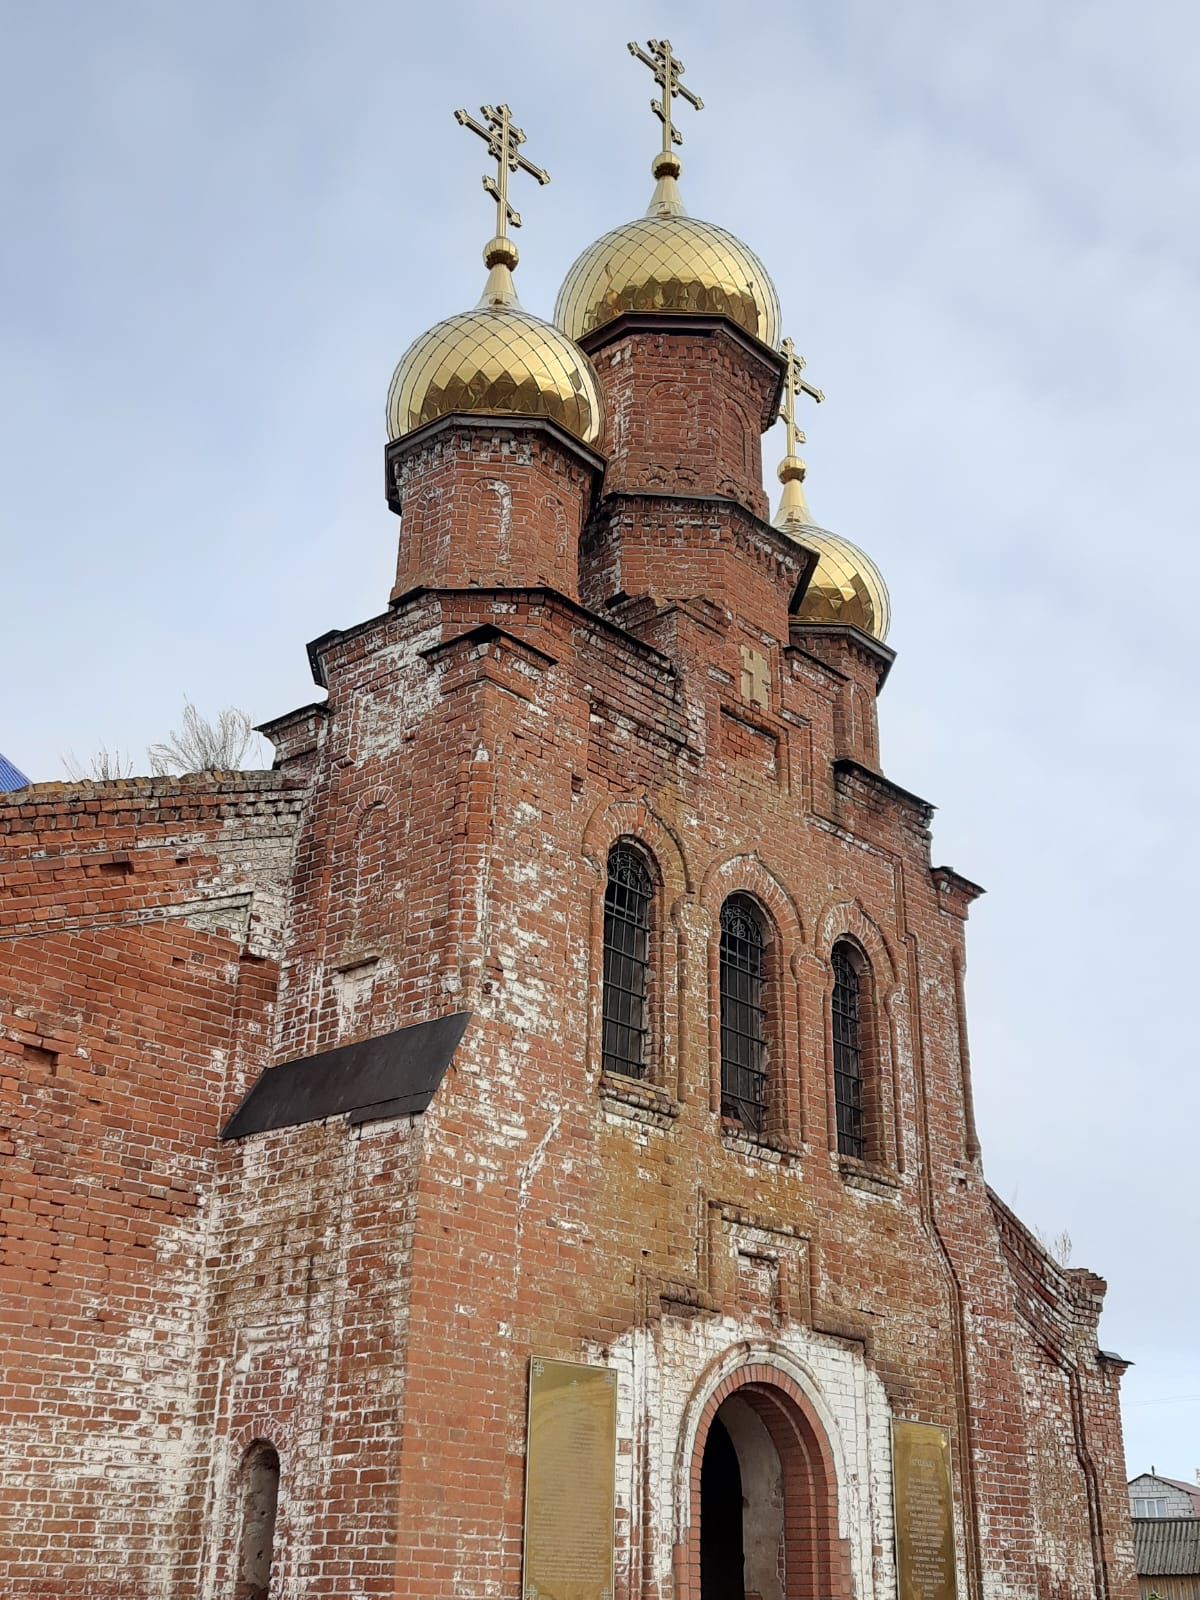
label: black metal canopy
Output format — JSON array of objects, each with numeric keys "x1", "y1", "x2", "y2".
[{"x1": 221, "y1": 1011, "x2": 472, "y2": 1140}]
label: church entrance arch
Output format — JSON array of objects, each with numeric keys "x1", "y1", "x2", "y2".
[{"x1": 683, "y1": 1363, "x2": 852, "y2": 1600}]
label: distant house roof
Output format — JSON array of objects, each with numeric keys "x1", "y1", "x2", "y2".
[
  {"x1": 1131, "y1": 1473, "x2": 1200, "y2": 1513},
  {"x1": 0, "y1": 752, "x2": 29, "y2": 792},
  {"x1": 1159, "y1": 1477, "x2": 1200, "y2": 1508},
  {"x1": 1134, "y1": 1517, "x2": 1200, "y2": 1577}
]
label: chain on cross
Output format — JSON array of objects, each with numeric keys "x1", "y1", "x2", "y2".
[
  {"x1": 454, "y1": 103, "x2": 550, "y2": 242},
  {"x1": 779, "y1": 337, "x2": 825, "y2": 457},
  {"x1": 627, "y1": 39, "x2": 703, "y2": 155}
]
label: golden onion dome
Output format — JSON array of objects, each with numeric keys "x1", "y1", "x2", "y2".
[
  {"x1": 775, "y1": 458, "x2": 891, "y2": 641},
  {"x1": 554, "y1": 154, "x2": 781, "y2": 349},
  {"x1": 387, "y1": 241, "x2": 604, "y2": 448}
]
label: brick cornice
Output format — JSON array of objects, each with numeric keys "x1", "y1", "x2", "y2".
[
  {"x1": 578, "y1": 312, "x2": 786, "y2": 429},
  {"x1": 789, "y1": 621, "x2": 896, "y2": 688},
  {"x1": 383, "y1": 411, "x2": 607, "y2": 514},
  {"x1": 833, "y1": 757, "x2": 936, "y2": 828},
  {"x1": 593, "y1": 490, "x2": 819, "y2": 614}
]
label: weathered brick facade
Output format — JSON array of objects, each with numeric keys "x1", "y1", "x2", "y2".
[{"x1": 0, "y1": 289, "x2": 1137, "y2": 1597}]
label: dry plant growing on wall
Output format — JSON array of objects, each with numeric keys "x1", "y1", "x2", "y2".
[
  {"x1": 148, "y1": 701, "x2": 259, "y2": 775},
  {"x1": 61, "y1": 747, "x2": 138, "y2": 781},
  {"x1": 61, "y1": 702, "x2": 265, "y2": 781}
]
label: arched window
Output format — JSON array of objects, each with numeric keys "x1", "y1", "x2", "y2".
[
  {"x1": 720, "y1": 896, "x2": 767, "y2": 1134},
  {"x1": 602, "y1": 846, "x2": 653, "y2": 1078},
  {"x1": 235, "y1": 1440, "x2": 280, "y2": 1600},
  {"x1": 832, "y1": 942, "x2": 865, "y2": 1159}
]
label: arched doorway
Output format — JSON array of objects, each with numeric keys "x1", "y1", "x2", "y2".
[
  {"x1": 700, "y1": 1416, "x2": 746, "y2": 1599},
  {"x1": 686, "y1": 1365, "x2": 852, "y2": 1600}
]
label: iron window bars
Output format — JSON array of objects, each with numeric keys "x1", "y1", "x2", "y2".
[
  {"x1": 602, "y1": 847, "x2": 652, "y2": 1078},
  {"x1": 832, "y1": 944, "x2": 865, "y2": 1158},
  {"x1": 719, "y1": 897, "x2": 767, "y2": 1134}
]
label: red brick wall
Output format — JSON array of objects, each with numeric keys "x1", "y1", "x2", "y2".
[
  {"x1": 0, "y1": 778, "x2": 303, "y2": 1597},
  {"x1": 174, "y1": 1117, "x2": 421, "y2": 1598}
]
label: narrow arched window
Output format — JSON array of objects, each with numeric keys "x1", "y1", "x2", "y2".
[
  {"x1": 236, "y1": 1441, "x2": 280, "y2": 1600},
  {"x1": 602, "y1": 846, "x2": 652, "y2": 1078},
  {"x1": 832, "y1": 942, "x2": 865, "y2": 1159},
  {"x1": 720, "y1": 896, "x2": 767, "y2": 1134}
]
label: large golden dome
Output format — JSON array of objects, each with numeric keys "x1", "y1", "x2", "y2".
[
  {"x1": 387, "y1": 250, "x2": 604, "y2": 448},
  {"x1": 775, "y1": 461, "x2": 891, "y2": 641},
  {"x1": 554, "y1": 157, "x2": 780, "y2": 349}
]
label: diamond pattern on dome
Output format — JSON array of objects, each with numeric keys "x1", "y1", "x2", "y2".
[
  {"x1": 554, "y1": 214, "x2": 781, "y2": 349},
  {"x1": 794, "y1": 526, "x2": 891, "y2": 641},
  {"x1": 387, "y1": 305, "x2": 604, "y2": 446}
]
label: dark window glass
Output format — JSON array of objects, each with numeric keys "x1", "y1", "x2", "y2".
[
  {"x1": 602, "y1": 848, "x2": 652, "y2": 1078},
  {"x1": 832, "y1": 944, "x2": 865, "y2": 1158},
  {"x1": 719, "y1": 897, "x2": 767, "y2": 1134}
]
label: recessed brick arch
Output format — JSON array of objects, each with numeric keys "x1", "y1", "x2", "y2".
[
  {"x1": 816, "y1": 897, "x2": 897, "y2": 989},
  {"x1": 581, "y1": 795, "x2": 692, "y2": 898},
  {"x1": 676, "y1": 1361, "x2": 853, "y2": 1600},
  {"x1": 815, "y1": 898, "x2": 905, "y2": 1169},
  {"x1": 699, "y1": 854, "x2": 805, "y2": 1139},
  {"x1": 581, "y1": 797, "x2": 691, "y2": 1096},
  {"x1": 699, "y1": 852, "x2": 805, "y2": 946}
]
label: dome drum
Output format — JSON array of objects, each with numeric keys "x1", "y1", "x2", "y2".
[
  {"x1": 384, "y1": 408, "x2": 606, "y2": 516},
  {"x1": 386, "y1": 415, "x2": 600, "y2": 603},
  {"x1": 582, "y1": 322, "x2": 779, "y2": 519},
  {"x1": 577, "y1": 311, "x2": 786, "y2": 434}
]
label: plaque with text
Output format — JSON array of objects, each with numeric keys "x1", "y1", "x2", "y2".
[
  {"x1": 523, "y1": 1357, "x2": 617, "y2": 1600},
  {"x1": 892, "y1": 1419, "x2": 958, "y2": 1600}
]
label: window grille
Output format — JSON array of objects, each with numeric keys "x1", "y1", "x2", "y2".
[
  {"x1": 602, "y1": 847, "x2": 652, "y2": 1078},
  {"x1": 832, "y1": 943, "x2": 865, "y2": 1159},
  {"x1": 719, "y1": 897, "x2": 767, "y2": 1134}
]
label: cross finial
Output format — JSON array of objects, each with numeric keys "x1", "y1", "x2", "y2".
[
  {"x1": 454, "y1": 103, "x2": 550, "y2": 267},
  {"x1": 779, "y1": 337, "x2": 825, "y2": 459},
  {"x1": 628, "y1": 39, "x2": 703, "y2": 163}
]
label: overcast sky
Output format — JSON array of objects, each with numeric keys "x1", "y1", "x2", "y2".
[{"x1": 3, "y1": 0, "x2": 1197, "y2": 1479}]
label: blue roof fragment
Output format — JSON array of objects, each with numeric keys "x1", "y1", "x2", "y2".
[{"x1": 0, "y1": 752, "x2": 30, "y2": 792}]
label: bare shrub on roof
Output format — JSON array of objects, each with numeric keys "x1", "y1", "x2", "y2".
[
  {"x1": 61, "y1": 748, "x2": 138, "y2": 781},
  {"x1": 148, "y1": 701, "x2": 258, "y2": 776}
]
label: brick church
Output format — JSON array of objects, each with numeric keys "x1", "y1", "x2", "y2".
[{"x1": 1, "y1": 43, "x2": 1137, "y2": 1600}]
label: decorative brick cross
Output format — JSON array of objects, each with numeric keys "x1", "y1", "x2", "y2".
[{"x1": 740, "y1": 645, "x2": 771, "y2": 709}]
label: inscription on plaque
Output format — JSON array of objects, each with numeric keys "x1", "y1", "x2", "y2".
[
  {"x1": 523, "y1": 1357, "x2": 617, "y2": 1600},
  {"x1": 892, "y1": 1419, "x2": 958, "y2": 1600}
]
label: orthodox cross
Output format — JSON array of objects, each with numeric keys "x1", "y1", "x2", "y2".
[
  {"x1": 779, "y1": 337, "x2": 825, "y2": 455},
  {"x1": 627, "y1": 38, "x2": 704, "y2": 154},
  {"x1": 454, "y1": 103, "x2": 550, "y2": 241}
]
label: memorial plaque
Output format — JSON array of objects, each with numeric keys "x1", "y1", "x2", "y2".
[
  {"x1": 523, "y1": 1357, "x2": 617, "y2": 1600},
  {"x1": 892, "y1": 1419, "x2": 958, "y2": 1600}
]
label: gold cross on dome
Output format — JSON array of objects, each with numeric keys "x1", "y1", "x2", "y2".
[
  {"x1": 454, "y1": 103, "x2": 550, "y2": 241},
  {"x1": 779, "y1": 337, "x2": 825, "y2": 456},
  {"x1": 628, "y1": 38, "x2": 703, "y2": 155}
]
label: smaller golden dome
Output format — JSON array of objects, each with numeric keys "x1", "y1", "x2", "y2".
[
  {"x1": 554, "y1": 158, "x2": 781, "y2": 349},
  {"x1": 387, "y1": 255, "x2": 604, "y2": 448},
  {"x1": 775, "y1": 461, "x2": 891, "y2": 641}
]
